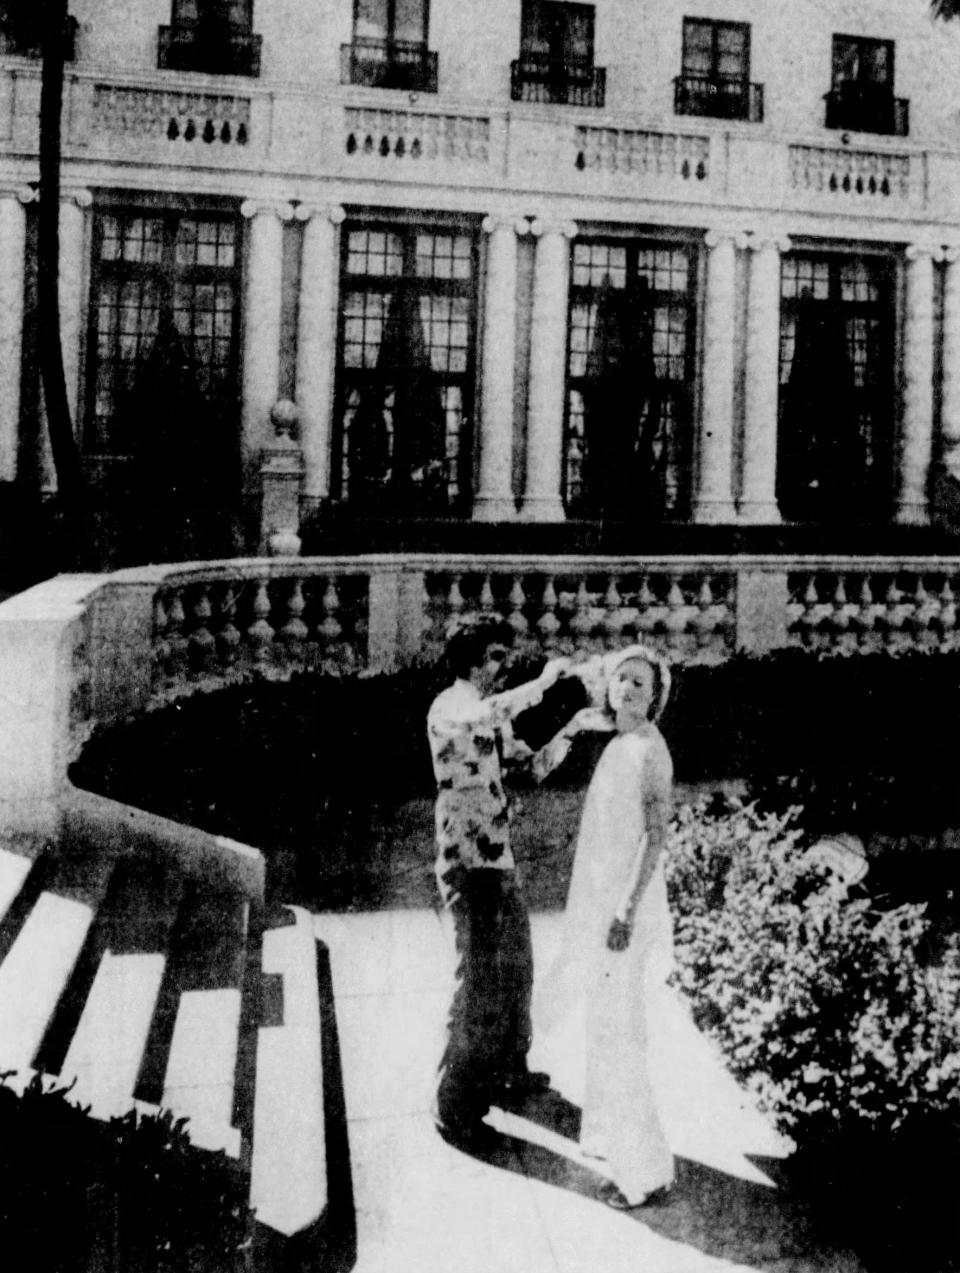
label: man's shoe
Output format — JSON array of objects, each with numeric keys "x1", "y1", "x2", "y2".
[{"x1": 435, "y1": 1117, "x2": 499, "y2": 1155}]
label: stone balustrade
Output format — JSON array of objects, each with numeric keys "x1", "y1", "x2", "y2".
[{"x1": 3, "y1": 554, "x2": 960, "y2": 839}]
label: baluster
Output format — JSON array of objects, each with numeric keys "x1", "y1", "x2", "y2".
[
  {"x1": 165, "y1": 588, "x2": 189, "y2": 678},
  {"x1": 507, "y1": 575, "x2": 529, "y2": 640},
  {"x1": 218, "y1": 585, "x2": 241, "y2": 667},
  {"x1": 152, "y1": 593, "x2": 170, "y2": 687},
  {"x1": 247, "y1": 579, "x2": 275, "y2": 664},
  {"x1": 569, "y1": 578, "x2": 595, "y2": 651},
  {"x1": 828, "y1": 575, "x2": 850, "y2": 647},
  {"x1": 908, "y1": 575, "x2": 933, "y2": 649},
  {"x1": 536, "y1": 576, "x2": 561, "y2": 652},
  {"x1": 663, "y1": 573, "x2": 687, "y2": 649},
  {"x1": 691, "y1": 576, "x2": 716, "y2": 649},
  {"x1": 281, "y1": 578, "x2": 309, "y2": 659},
  {"x1": 318, "y1": 578, "x2": 344, "y2": 646},
  {"x1": 446, "y1": 574, "x2": 465, "y2": 633},
  {"x1": 797, "y1": 576, "x2": 821, "y2": 647},
  {"x1": 601, "y1": 574, "x2": 623, "y2": 647},
  {"x1": 938, "y1": 577, "x2": 957, "y2": 648},
  {"x1": 881, "y1": 579, "x2": 905, "y2": 648},
  {"x1": 189, "y1": 586, "x2": 216, "y2": 673},
  {"x1": 478, "y1": 574, "x2": 496, "y2": 616},
  {"x1": 853, "y1": 576, "x2": 876, "y2": 648},
  {"x1": 634, "y1": 575, "x2": 657, "y2": 639}
]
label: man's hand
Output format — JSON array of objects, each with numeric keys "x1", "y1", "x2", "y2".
[
  {"x1": 539, "y1": 656, "x2": 572, "y2": 686},
  {"x1": 565, "y1": 707, "x2": 615, "y2": 736},
  {"x1": 607, "y1": 918, "x2": 632, "y2": 952}
]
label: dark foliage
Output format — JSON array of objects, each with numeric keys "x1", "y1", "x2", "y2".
[{"x1": 0, "y1": 1073, "x2": 251, "y2": 1273}]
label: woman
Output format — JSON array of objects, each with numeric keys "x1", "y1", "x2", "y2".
[{"x1": 536, "y1": 644, "x2": 675, "y2": 1210}]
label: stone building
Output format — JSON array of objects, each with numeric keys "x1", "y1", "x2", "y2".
[{"x1": 3, "y1": 0, "x2": 960, "y2": 562}]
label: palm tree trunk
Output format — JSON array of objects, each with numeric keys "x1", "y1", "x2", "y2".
[{"x1": 38, "y1": 0, "x2": 89, "y2": 568}]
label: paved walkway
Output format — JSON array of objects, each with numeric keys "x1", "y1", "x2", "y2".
[{"x1": 314, "y1": 908, "x2": 866, "y2": 1273}]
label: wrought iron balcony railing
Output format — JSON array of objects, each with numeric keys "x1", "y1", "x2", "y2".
[
  {"x1": 673, "y1": 73, "x2": 763, "y2": 123},
  {"x1": 824, "y1": 86, "x2": 909, "y2": 137},
  {"x1": 510, "y1": 55, "x2": 606, "y2": 108},
  {"x1": 157, "y1": 24, "x2": 262, "y2": 78},
  {"x1": 340, "y1": 38, "x2": 438, "y2": 93}
]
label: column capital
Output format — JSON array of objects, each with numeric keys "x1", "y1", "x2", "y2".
[
  {"x1": 942, "y1": 245, "x2": 960, "y2": 265},
  {"x1": 746, "y1": 233, "x2": 791, "y2": 255},
  {"x1": 60, "y1": 187, "x2": 93, "y2": 210},
  {"x1": 293, "y1": 202, "x2": 345, "y2": 225},
  {"x1": 0, "y1": 185, "x2": 37, "y2": 205},
  {"x1": 704, "y1": 228, "x2": 749, "y2": 251},
  {"x1": 481, "y1": 214, "x2": 529, "y2": 236},
  {"x1": 240, "y1": 199, "x2": 295, "y2": 223},
  {"x1": 529, "y1": 218, "x2": 577, "y2": 240},
  {"x1": 905, "y1": 242, "x2": 939, "y2": 264}
]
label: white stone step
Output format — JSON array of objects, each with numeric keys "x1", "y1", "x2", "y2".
[
  {"x1": 0, "y1": 894, "x2": 93, "y2": 1071},
  {"x1": 0, "y1": 848, "x2": 33, "y2": 926},
  {"x1": 251, "y1": 906, "x2": 327, "y2": 1237},
  {"x1": 162, "y1": 987, "x2": 242, "y2": 1157},
  {"x1": 60, "y1": 950, "x2": 167, "y2": 1121}
]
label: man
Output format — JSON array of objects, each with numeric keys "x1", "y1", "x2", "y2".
[{"x1": 427, "y1": 616, "x2": 591, "y2": 1150}]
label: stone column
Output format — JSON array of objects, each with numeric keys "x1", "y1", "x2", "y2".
[
  {"x1": 896, "y1": 244, "x2": 936, "y2": 525},
  {"x1": 693, "y1": 229, "x2": 741, "y2": 523},
  {"x1": 294, "y1": 202, "x2": 344, "y2": 510},
  {"x1": 240, "y1": 199, "x2": 293, "y2": 464},
  {"x1": 739, "y1": 235, "x2": 788, "y2": 524},
  {"x1": 0, "y1": 187, "x2": 33, "y2": 482},
  {"x1": 475, "y1": 214, "x2": 526, "y2": 521},
  {"x1": 521, "y1": 217, "x2": 576, "y2": 522},
  {"x1": 942, "y1": 247, "x2": 960, "y2": 481},
  {"x1": 58, "y1": 187, "x2": 92, "y2": 435}
]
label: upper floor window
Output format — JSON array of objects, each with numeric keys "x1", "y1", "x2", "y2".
[
  {"x1": 512, "y1": 1, "x2": 604, "y2": 108},
  {"x1": 0, "y1": 6, "x2": 76, "y2": 60},
  {"x1": 674, "y1": 18, "x2": 762, "y2": 122},
  {"x1": 825, "y1": 35, "x2": 908, "y2": 136},
  {"x1": 341, "y1": 0, "x2": 438, "y2": 92},
  {"x1": 157, "y1": 1, "x2": 262, "y2": 77}
]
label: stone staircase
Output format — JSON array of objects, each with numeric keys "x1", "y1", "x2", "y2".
[{"x1": 0, "y1": 828, "x2": 349, "y2": 1267}]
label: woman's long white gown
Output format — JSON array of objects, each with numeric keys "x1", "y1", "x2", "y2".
[{"x1": 535, "y1": 730, "x2": 675, "y2": 1204}]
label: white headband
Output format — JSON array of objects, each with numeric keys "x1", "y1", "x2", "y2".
[{"x1": 603, "y1": 644, "x2": 671, "y2": 721}]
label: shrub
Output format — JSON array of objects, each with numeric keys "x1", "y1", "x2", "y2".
[
  {"x1": 667, "y1": 800, "x2": 960, "y2": 1144},
  {"x1": 0, "y1": 1073, "x2": 251, "y2": 1273}
]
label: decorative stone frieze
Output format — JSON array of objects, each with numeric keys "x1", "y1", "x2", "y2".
[
  {"x1": 344, "y1": 107, "x2": 490, "y2": 163},
  {"x1": 92, "y1": 83, "x2": 252, "y2": 146},
  {"x1": 789, "y1": 145, "x2": 913, "y2": 201},
  {"x1": 574, "y1": 126, "x2": 709, "y2": 181}
]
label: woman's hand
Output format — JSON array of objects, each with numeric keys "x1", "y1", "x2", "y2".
[
  {"x1": 539, "y1": 656, "x2": 572, "y2": 686},
  {"x1": 607, "y1": 917, "x2": 632, "y2": 952}
]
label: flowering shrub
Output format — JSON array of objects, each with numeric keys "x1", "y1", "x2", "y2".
[{"x1": 667, "y1": 800, "x2": 960, "y2": 1143}]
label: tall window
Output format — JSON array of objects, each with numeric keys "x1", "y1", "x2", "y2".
[
  {"x1": 778, "y1": 254, "x2": 895, "y2": 523},
  {"x1": 342, "y1": 0, "x2": 436, "y2": 90},
  {"x1": 826, "y1": 35, "x2": 906, "y2": 135},
  {"x1": 86, "y1": 210, "x2": 242, "y2": 560},
  {"x1": 565, "y1": 241, "x2": 696, "y2": 521},
  {"x1": 335, "y1": 225, "x2": 477, "y2": 514},
  {"x1": 675, "y1": 18, "x2": 760, "y2": 121},
  {"x1": 512, "y1": 1, "x2": 603, "y2": 106},
  {"x1": 158, "y1": 0, "x2": 261, "y2": 76}
]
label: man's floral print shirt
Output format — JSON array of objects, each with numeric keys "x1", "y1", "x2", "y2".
[{"x1": 427, "y1": 677, "x2": 572, "y2": 906}]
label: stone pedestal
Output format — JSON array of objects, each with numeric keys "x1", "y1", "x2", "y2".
[{"x1": 259, "y1": 399, "x2": 304, "y2": 556}]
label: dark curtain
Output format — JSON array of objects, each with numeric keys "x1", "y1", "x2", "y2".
[
  {"x1": 120, "y1": 316, "x2": 239, "y2": 563},
  {"x1": 348, "y1": 288, "x2": 448, "y2": 513},
  {"x1": 581, "y1": 275, "x2": 661, "y2": 520},
  {"x1": 777, "y1": 288, "x2": 862, "y2": 521}
]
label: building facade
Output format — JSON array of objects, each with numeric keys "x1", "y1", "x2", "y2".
[{"x1": 3, "y1": 0, "x2": 960, "y2": 561}]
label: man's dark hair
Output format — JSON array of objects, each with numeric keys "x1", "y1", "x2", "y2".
[{"x1": 445, "y1": 616, "x2": 515, "y2": 680}]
